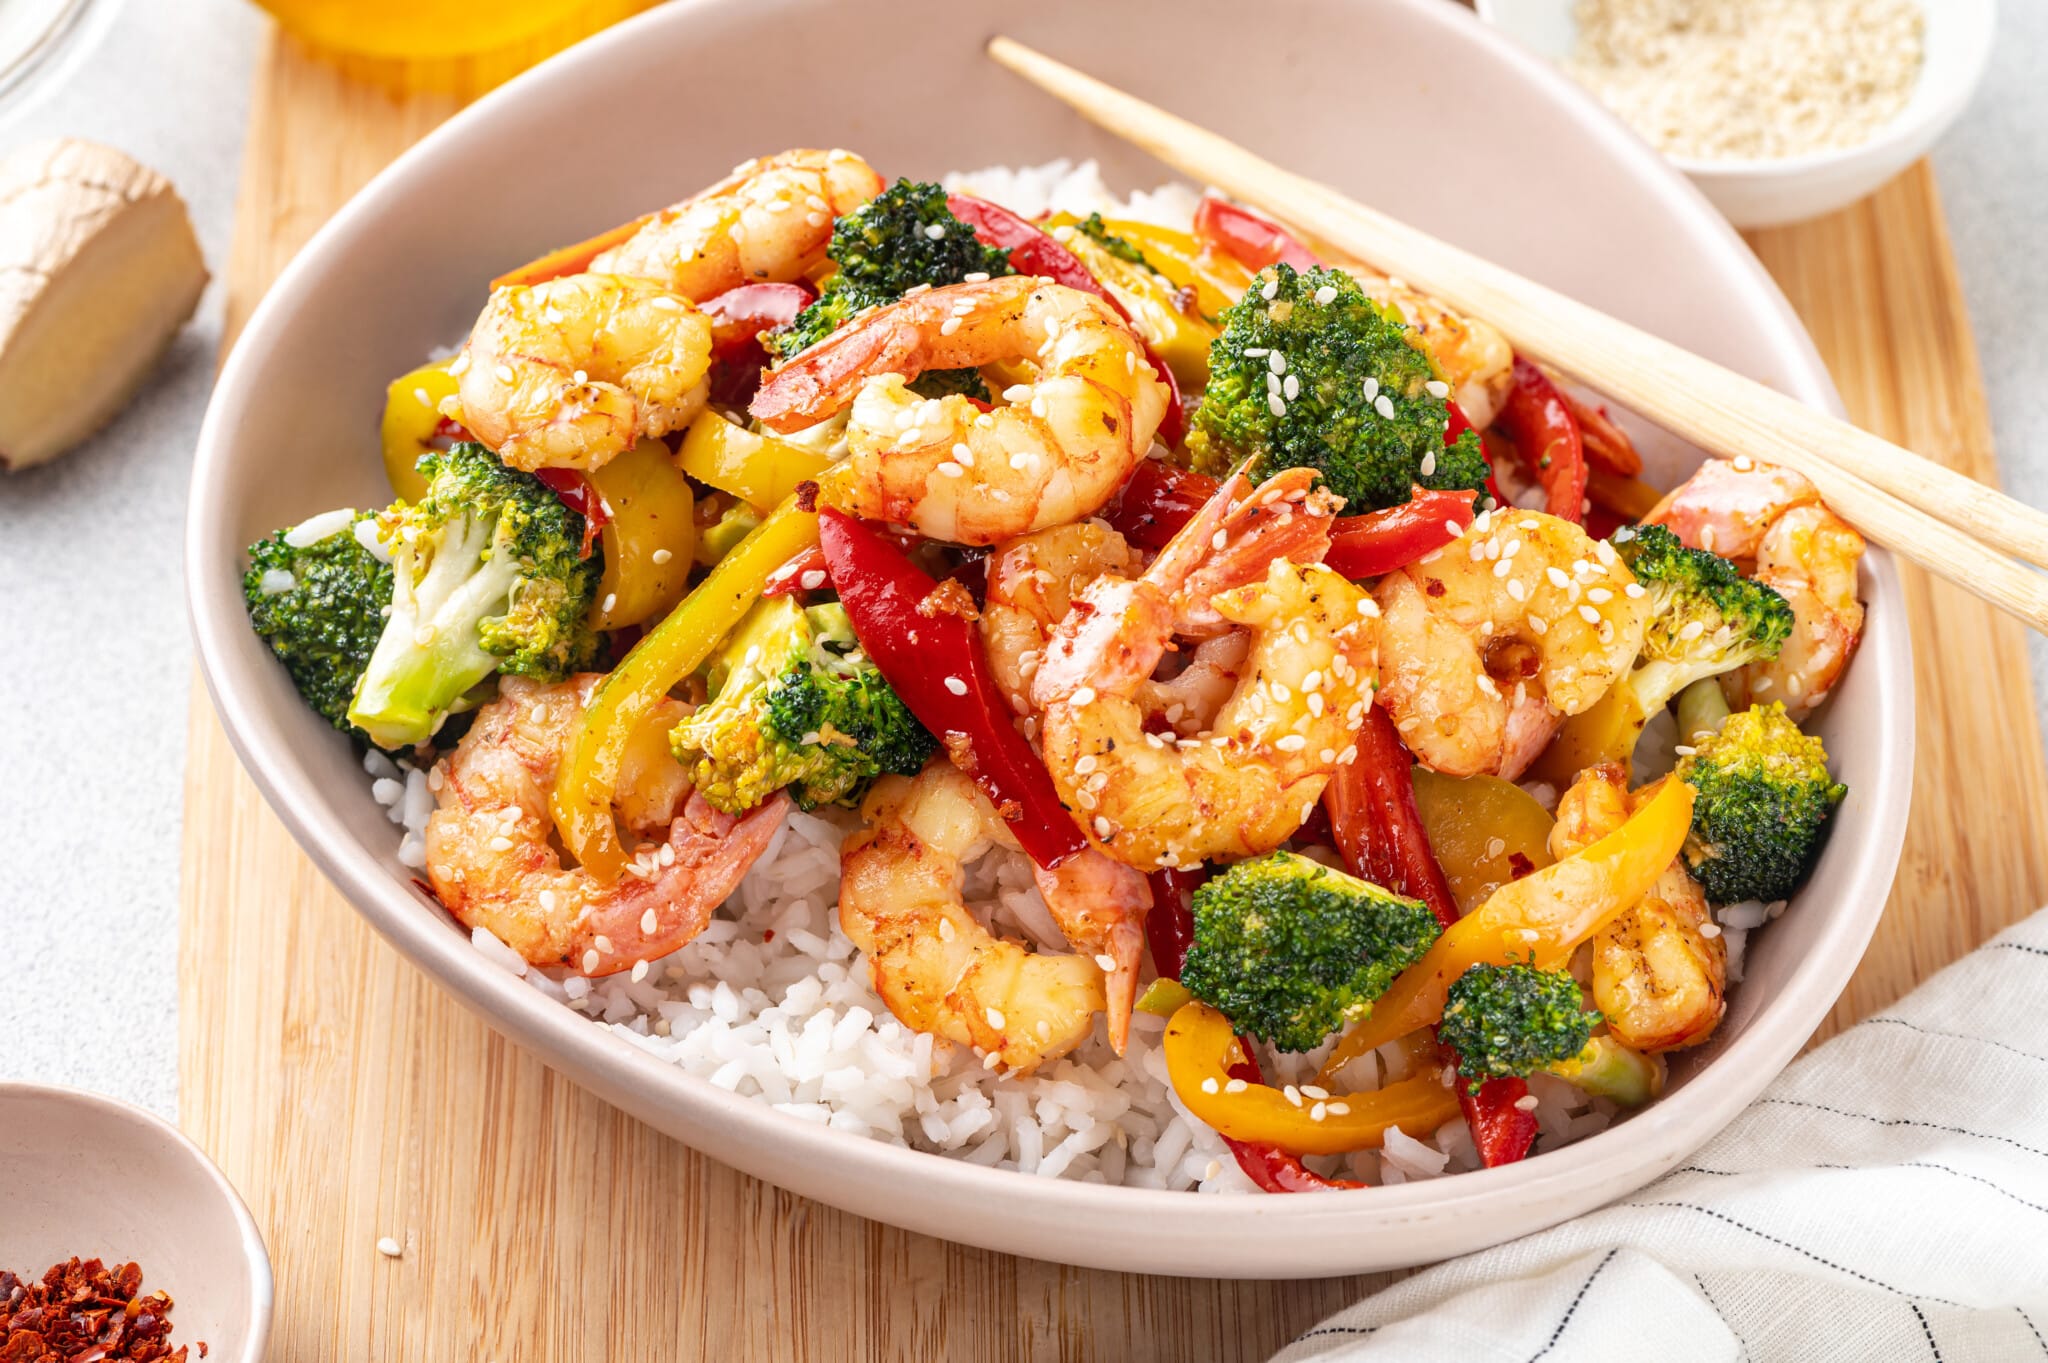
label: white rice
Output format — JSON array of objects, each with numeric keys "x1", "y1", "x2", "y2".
[{"x1": 384, "y1": 161, "x2": 1643, "y2": 1190}]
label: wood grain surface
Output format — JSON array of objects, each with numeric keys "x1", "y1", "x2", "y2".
[{"x1": 179, "y1": 27, "x2": 2048, "y2": 1362}]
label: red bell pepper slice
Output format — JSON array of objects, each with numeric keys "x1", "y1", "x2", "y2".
[
  {"x1": 1322, "y1": 705, "x2": 1539, "y2": 1167},
  {"x1": 1492, "y1": 358, "x2": 1589, "y2": 524},
  {"x1": 1192, "y1": 197, "x2": 1319, "y2": 272},
  {"x1": 818, "y1": 509, "x2": 1087, "y2": 869},
  {"x1": 946, "y1": 194, "x2": 1187, "y2": 446},
  {"x1": 760, "y1": 543, "x2": 832, "y2": 599},
  {"x1": 1145, "y1": 866, "x2": 1208, "y2": 982},
  {"x1": 1323, "y1": 489, "x2": 1478, "y2": 580},
  {"x1": 1106, "y1": 459, "x2": 1473, "y2": 579},
  {"x1": 700, "y1": 282, "x2": 814, "y2": 360},
  {"x1": 532, "y1": 467, "x2": 610, "y2": 560}
]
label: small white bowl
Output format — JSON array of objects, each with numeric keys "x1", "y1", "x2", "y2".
[
  {"x1": 0, "y1": 1084, "x2": 272, "y2": 1362},
  {"x1": 1475, "y1": 0, "x2": 1996, "y2": 227}
]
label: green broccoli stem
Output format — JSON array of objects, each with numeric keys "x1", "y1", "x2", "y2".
[
  {"x1": 348, "y1": 514, "x2": 519, "y2": 748},
  {"x1": 1676, "y1": 678, "x2": 1733, "y2": 746}
]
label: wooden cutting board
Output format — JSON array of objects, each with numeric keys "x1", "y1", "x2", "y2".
[{"x1": 179, "y1": 27, "x2": 2048, "y2": 1361}]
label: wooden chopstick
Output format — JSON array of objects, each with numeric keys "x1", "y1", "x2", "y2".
[{"x1": 987, "y1": 35, "x2": 2048, "y2": 637}]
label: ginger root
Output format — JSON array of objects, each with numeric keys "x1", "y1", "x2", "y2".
[{"x1": 0, "y1": 137, "x2": 208, "y2": 472}]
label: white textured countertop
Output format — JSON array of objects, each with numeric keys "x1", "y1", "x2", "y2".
[{"x1": 0, "y1": 1, "x2": 2041, "y2": 1114}]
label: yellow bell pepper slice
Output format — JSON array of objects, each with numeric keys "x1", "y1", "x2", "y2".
[
  {"x1": 584, "y1": 437, "x2": 696, "y2": 631},
  {"x1": 1164, "y1": 1002, "x2": 1462, "y2": 1156},
  {"x1": 1411, "y1": 769, "x2": 1557, "y2": 916},
  {"x1": 379, "y1": 358, "x2": 460, "y2": 502},
  {"x1": 1530, "y1": 684, "x2": 1650, "y2": 789},
  {"x1": 1097, "y1": 218, "x2": 1251, "y2": 317},
  {"x1": 1319, "y1": 777, "x2": 1694, "y2": 1082},
  {"x1": 676, "y1": 409, "x2": 832, "y2": 512},
  {"x1": 1047, "y1": 219, "x2": 1218, "y2": 391},
  {"x1": 551, "y1": 496, "x2": 819, "y2": 879}
]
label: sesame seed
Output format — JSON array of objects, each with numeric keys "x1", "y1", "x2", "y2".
[
  {"x1": 1069, "y1": 686, "x2": 1096, "y2": 706},
  {"x1": 1283, "y1": 373, "x2": 1300, "y2": 401},
  {"x1": 924, "y1": 223, "x2": 946, "y2": 240},
  {"x1": 1579, "y1": 604, "x2": 1602, "y2": 624},
  {"x1": 1202, "y1": 1077, "x2": 1221, "y2": 1095},
  {"x1": 964, "y1": 271, "x2": 990, "y2": 283},
  {"x1": 1493, "y1": 558, "x2": 1513, "y2": 579},
  {"x1": 1095, "y1": 953, "x2": 1117, "y2": 971},
  {"x1": 1588, "y1": 586, "x2": 1613, "y2": 604},
  {"x1": 1700, "y1": 525, "x2": 1719, "y2": 551},
  {"x1": 1375, "y1": 394, "x2": 1396, "y2": 419},
  {"x1": 1093, "y1": 815, "x2": 1113, "y2": 838},
  {"x1": 1514, "y1": 1094, "x2": 1540, "y2": 1112},
  {"x1": 1507, "y1": 578, "x2": 1528, "y2": 602},
  {"x1": 631, "y1": 960, "x2": 649, "y2": 982},
  {"x1": 489, "y1": 836, "x2": 513, "y2": 852},
  {"x1": 1528, "y1": 613, "x2": 1549, "y2": 635},
  {"x1": 1420, "y1": 450, "x2": 1437, "y2": 477},
  {"x1": 935, "y1": 461, "x2": 964, "y2": 478},
  {"x1": 1425, "y1": 379, "x2": 1450, "y2": 399},
  {"x1": 602, "y1": 592, "x2": 618, "y2": 614},
  {"x1": 1625, "y1": 582, "x2": 1647, "y2": 599},
  {"x1": 651, "y1": 548, "x2": 672, "y2": 565},
  {"x1": 581, "y1": 950, "x2": 600, "y2": 973},
  {"x1": 494, "y1": 363, "x2": 516, "y2": 384},
  {"x1": 801, "y1": 569, "x2": 827, "y2": 590},
  {"x1": 1310, "y1": 1102, "x2": 1328, "y2": 1121},
  {"x1": 943, "y1": 676, "x2": 968, "y2": 696},
  {"x1": 1678, "y1": 619, "x2": 1706, "y2": 641},
  {"x1": 939, "y1": 316, "x2": 961, "y2": 336},
  {"x1": 641, "y1": 908, "x2": 658, "y2": 934},
  {"x1": 1261, "y1": 276, "x2": 1280, "y2": 300},
  {"x1": 1275, "y1": 734, "x2": 1308, "y2": 752},
  {"x1": 1283, "y1": 1085, "x2": 1303, "y2": 1106},
  {"x1": 1700, "y1": 921, "x2": 1724, "y2": 939},
  {"x1": 986, "y1": 1007, "x2": 1004, "y2": 1028},
  {"x1": 1204, "y1": 1159, "x2": 1223, "y2": 1181},
  {"x1": 1313, "y1": 284, "x2": 1338, "y2": 305},
  {"x1": 1224, "y1": 1078, "x2": 1249, "y2": 1094},
  {"x1": 1362, "y1": 376, "x2": 1380, "y2": 402},
  {"x1": 538, "y1": 889, "x2": 558, "y2": 913},
  {"x1": 377, "y1": 1236, "x2": 404, "y2": 1258},
  {"x1": 1269, "y1": 395, "x2": 1287, "y2": 417}
]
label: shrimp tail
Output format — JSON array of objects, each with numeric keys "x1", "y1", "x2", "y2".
[
  {"x1": 1032, "y1": 850, "x2": 1152, "y2": 1054},
  {"x1": 1169, "y1": 466, "x2": 1338, "y2": 636}
]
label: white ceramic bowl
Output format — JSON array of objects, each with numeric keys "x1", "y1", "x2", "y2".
[
  {"x1": 0, "y1": 1084, "x2": 272, "y2": 1360},
  {"x1": 1475, "y1": 0, "x2": 1996, "y2": 228},
  {"x1": 186, "y1": 0, "x2": 1912, "y2": 1276}
]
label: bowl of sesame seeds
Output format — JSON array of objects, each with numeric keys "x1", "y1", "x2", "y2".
[{"x1": 1477, "y1": 0, "x2": 1996, "y2": 227}]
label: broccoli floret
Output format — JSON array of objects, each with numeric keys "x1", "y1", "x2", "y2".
[
  {"x1": 1611, "y1": 523, "x2": 1795, "y2": 721},
  {"x1": 243, "y1": 510, "x2": 393, "y2": 735},
  {"x1": 1676, "y1": 701, "x2": 1846, "y2": 904},
  {"x1": 767, "y1": 180, "x2": 1012, "y2": 363},
  {"x1": 669, "y1": 595, "x2": 936, "y2": 813},
  {"x1": 906, "y1": 366, "x2": 992, "y2": 403},
  {"x1": 1438, "y1": 963, "x2": 1598, "y2": 1091},
  {"x1": 347, "y1": 443, "x2": 601, "y2": 749},
  {"x1": 1185, "y1": 264, "x2": 1489, "y2": 511},
  {"x1": 1179, "y1": 850, "x2": 1441, "y2": 1051}
]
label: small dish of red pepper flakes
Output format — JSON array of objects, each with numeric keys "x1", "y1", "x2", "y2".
[{"x1": 0, "y1": 1258, "x2": 204, "y2": 1363}]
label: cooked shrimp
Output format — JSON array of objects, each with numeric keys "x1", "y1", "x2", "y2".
[
  {"x1": 839, "y1": 760, "x2": 1132, "y2": 1072},
  {"x1": 1373, "y1": 509, "x2": 1651, "y2": 780},
  {"x1": 452, "y1": 272, "x2": 714, "y2": 472},
  {"x1": 980, "y1": 521, "x2": 1142, "y2": 717},
  {"x1": 750, "y1": 277, "x2": 1171, "y2": 545},
  {"x1": 1647, "y1": 457, "x2": 1819, "y2": 560},
  {"x1": 1551, "y1": 765, "x2": 1726, "y2": 1053},
  {"x1": 1031, "y1": 470, "x2": 1370, "y2": 871},
  {"x1": 1650, "y1": 460, "x2": 1866, "y2": 719},
  {"x1": 590, "y1": 148, "x2": 883, "y2": 300},
  {"x1": 1723, "y1": 503, "x2": 1866, "y2": 719},
  {"x1": 425, "y1": 676, "x2": 789, "y2": 975},
  {"x1": 1339, "y1": 268, "x2": 1514, "y2": 428}
]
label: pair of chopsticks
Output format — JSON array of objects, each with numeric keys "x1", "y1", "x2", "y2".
[{"x1": 988, "y1": 36, "x2": 2048, "y2": 637}]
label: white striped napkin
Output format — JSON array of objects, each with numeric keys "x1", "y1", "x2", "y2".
[{"x1": 1275, "y1": 911, "x2": 2048, "y2": 1363}]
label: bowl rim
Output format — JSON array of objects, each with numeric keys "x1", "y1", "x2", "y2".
[
  {"x1": 184, "y1": 0, "x2": 1913, "y2": 1272},
  {"x1": 0, "y1": 1081, "x2": 274, "y2": 1359},
  {"x1": 1473, "y1": 0, "x2": 1998, "y2": 179}
]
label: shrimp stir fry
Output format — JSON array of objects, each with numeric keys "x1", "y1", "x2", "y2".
[
  {"x1": 453, "y1": 272, "x2": 714, "y2": 472},
  {"x1": 1651, "y1": 459, "x2": 1866, "y2": 718},
  {"x1": 425, "y1": 676, "x2": 789, "y2": 975},
  {"x1": 1032, "y1": 470, "x2": 1372, "y2": 871},
  {"x1": 1552, "y1": 764, "x2": 1726, "y2": 1053},
  {"x1": 592, "y1": 148, "x2": 884, "y2": 299},
  {"x1": 240, "y1": 146, "x2": 1879, "y2": 1188},
  {"x1": 840, "y1": 760, "x2": 1148, "y2": 1072},
  {"x1": 1374, "y1": 510, "x2": 1650, "y2": 780},
  {"x1": 752, "y1": 277, "x2": 1171, "y2": 545}
]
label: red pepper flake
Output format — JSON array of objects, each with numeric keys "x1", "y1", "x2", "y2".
[{"x1": 2, "y1": 1258, "x2": 200, "y2": 1362}]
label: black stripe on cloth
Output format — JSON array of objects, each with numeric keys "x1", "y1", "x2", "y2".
[
  {"x1": 1617, "y1": 1201, "x2": 1966, "y2": 1309},
  {"x1": 1862, "y1": 1014, "x2": 2048, "y2": 1067},
  {"x1": 1692, "y1": 1274, "x2": 1750, "y2": 1363},
  {"x1": 1525, "y1": 1248, "x2": 1616, "y2": 1362},
  {"x1": 1755, "y1": 1098, "x2": 2048, "y2": 1162},
  {"x1": 2018, "y1": 1306, "x2": 2048, "y2": 1358},
  {"x1": 1909, "y1": 1302, "x2": 1943, "y2": 1361},
  {"x1": 1289, "y1": 1325, "x2": 1377, "y2": 1345},
  {"x1": 1671, "y1": 1160, "x2": 2048, "y2": 1219}
]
